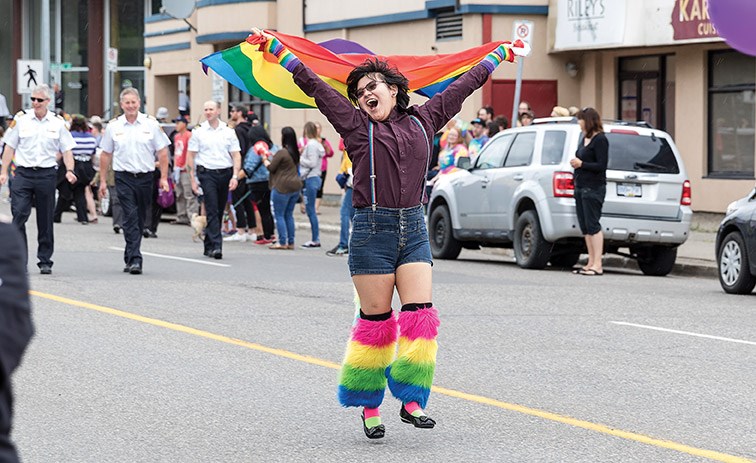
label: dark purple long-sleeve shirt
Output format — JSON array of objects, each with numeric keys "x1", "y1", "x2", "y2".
[{"x1": 292, "y1": 62, "x2": 491, "y2": 208}]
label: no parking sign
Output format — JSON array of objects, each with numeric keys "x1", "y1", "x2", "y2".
[{"x1": 513, "y1": 19, "x2": 534, "y2": 46}]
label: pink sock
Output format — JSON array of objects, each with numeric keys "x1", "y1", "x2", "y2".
[
  {"x1": 404, "y1": 402, "x2": 425, "y2": 416},
  {"x1": 363, "y1": 407, "x2": 381, "y2": 419}
]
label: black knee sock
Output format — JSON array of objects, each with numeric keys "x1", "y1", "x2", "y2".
[
  {"x1": 359, "y1": 309, "x2": 393, "y2": 321},
  {"x1": 400, "y1": 302, "x2": 433, "y2": 312}
]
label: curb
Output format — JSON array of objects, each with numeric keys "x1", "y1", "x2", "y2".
[
  {"x1": 302, "y1": 216, "x2": 719, "y2": 279},
  {"x1": 601, "y1": 256, "x2": 717, "y2": 279}
]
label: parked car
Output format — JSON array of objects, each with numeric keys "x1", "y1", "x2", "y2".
[
  {"x1": 715, "y1": 185, "x2": 756, "y2": 294},
  {"x1": 428, "y1": 117, "x2": 693, "y2": 276}
]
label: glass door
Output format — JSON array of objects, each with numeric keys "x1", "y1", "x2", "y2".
[{"x1": 617, "y1": 55, "x2": 674, "y2": 133}]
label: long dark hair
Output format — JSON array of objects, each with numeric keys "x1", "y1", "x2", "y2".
[
  {"x1": 346, "y1": 58, "x2": 410, "y2": 112},
  {"x1": 576, "y1": 107, "x2": 603, "y2": 137},
  {"x1": 281, "y1": 126, "x2": 299, "y2": 165},
  {"x1": 248, "y1": 125, "x2": 272, "y2": 148}
]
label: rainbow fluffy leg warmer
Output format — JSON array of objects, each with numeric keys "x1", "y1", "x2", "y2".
[
  {"x1": 386, "y1": 304, "x2": 440, "y2": 408},
  {"x1": 338, "y1": 311, "x2": 398, "y2": 408}
]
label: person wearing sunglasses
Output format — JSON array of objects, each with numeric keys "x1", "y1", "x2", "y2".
[
  {"x1": 0, "y1": 84, "x2": 77, "y2": 275},
  {"x1": 253, "y1": 29, "x2": 523, "y2": 439}
]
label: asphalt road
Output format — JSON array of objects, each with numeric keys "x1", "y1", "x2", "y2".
[{"x1": 6, "y1": 208, "x2": 756, "y2": 463}]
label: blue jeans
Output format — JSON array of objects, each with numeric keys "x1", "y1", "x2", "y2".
[
  {"x1": 348, "y1": 205, "x2": 433, "y2": 276},
  {"x1": 271, "y1": 189, "x2": 298, "y2": 245},
  {"x1": 338, "y1": 187, "x2": 354, "y2": 249},
  {"x1": 303, "y1": 176, "x2": 322, "y2": 242}
]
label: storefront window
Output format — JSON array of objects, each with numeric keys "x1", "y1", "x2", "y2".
[
  {"x1": 708, "y1": 51, "x2": 755, "y2": 177},
  {"x1": 62, "y1": 0, "x2": 88, "y2": 67},
  {"x1": 61, "y1": 71, "x2": 89, "y2": 115},
  {"x1": 111, "y1": 0, "x2": 144, "y2": 66},
  {"x1": 618, "y1": 55, "x2": 674, "y2": 136},
  {"x1": 106, "y1": 0, "x2": 146, "y2": 117}
]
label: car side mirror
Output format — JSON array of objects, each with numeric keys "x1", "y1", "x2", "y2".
[{"x1": 456, "y1": 156, "x2": 471, "y2": 170}]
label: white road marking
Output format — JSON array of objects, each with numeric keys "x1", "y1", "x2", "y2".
[
  {"x1": 108, "y1": 247, "x2": 231, "y2": 267},
  {"x1": 610, "y1": 321, "x2": 756, "y2": 346}
]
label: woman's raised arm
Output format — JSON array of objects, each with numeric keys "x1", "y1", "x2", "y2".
[{"x1": 257, "y1": 30, "x2": 362, "y2": 135}]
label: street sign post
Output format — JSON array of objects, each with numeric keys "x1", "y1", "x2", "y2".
[
  {"x1": 106, "y1": 48, "x2": 118, "y2": 72},
  {"x1": 511, "y1": 20, "x2": 534, "y2": 127},
  {"x1": 16, "y1": 59, "x2": 44, "y2": 94}
]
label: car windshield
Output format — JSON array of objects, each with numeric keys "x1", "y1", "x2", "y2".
[{"x1": 605, "y1": 133, "x2": 680, "y2": 174}]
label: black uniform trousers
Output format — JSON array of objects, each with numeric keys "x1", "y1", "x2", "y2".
[
  {"x1": 10, "y1": 166, "x2": 57, "y2": 268},
  {"x1": 231, "y1": 181, "x2": 255, "y2": 229},
  {"x1": 197, "y1": 166, "x2": 232, "y2": 254},
  {"x1": 248, "y1": 181, "x2": 274, "y2": 239},
  {"x1": 114, "y1": 171, "x2": 153, "y2": 266},
  {"x1": 0, "y1": 223, "x2": 35, "y2": 463},
  {"x1": 54, "y1": 160, "x2": 95, "y2": 223}
]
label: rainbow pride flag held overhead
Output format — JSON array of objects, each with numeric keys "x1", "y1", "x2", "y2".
[{"x1": 200, "y1": 30, "x2": 530, "y2": 109}]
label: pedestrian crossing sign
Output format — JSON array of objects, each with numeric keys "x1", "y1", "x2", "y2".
[{"x1": 17, "y1": 59, "x2": 44, "y2": 94}]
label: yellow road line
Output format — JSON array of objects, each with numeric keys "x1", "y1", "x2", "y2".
[{"x1": 30, "y1": 290, "x2": 753, "y2": 463}]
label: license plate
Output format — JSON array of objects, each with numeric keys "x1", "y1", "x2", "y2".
[{"x1": 617, "y1": 182, "x2": 642, "y2": 197}]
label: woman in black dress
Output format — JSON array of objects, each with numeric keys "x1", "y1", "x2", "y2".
[{"x1": 570, "y1": 107, "x2": 608, "y2": 276}]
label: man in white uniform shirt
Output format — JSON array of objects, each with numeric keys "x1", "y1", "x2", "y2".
[
  {"x1": 0, "y1": 84, "x2": 77, "y2": 274},
  {"x1": 98, "y1": 87, "x2": 170, "y2": 275},
  {"x1": 187, "y1": 100, "x2": 241, "y2": 259}
]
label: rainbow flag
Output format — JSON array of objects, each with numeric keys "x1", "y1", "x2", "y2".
[{"x1": 200, "y1": 30, "x2": 528, "y2": 109}]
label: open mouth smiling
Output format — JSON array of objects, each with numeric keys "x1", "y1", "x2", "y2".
[{"x1": 366, "y1": 98, "x2": 378, "y2": 109}]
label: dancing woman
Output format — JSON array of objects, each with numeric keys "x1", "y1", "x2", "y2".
[{"x1": 254, "y1": 29, "x2": 523, "y2": 438}]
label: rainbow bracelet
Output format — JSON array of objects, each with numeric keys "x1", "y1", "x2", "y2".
[
  {"x1": 481, "y1": 44, "x2": 515, "y2": 73},
  {"x1": 265, "y1": 37, "x2": 302, "y2": 73}
]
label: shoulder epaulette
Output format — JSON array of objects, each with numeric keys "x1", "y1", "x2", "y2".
[
  {"x1": 14, "y1": 111, "x2": 25, "y2": 118},
  {"x1": 109, "y1": 118, "x2": 117, "y2": 123},
  {"x1": 147, "y1": 115, "x2": 157, "y2": 121},
  {"x1": 56, "y1": 114, "x2": 65, "y2": 121}
]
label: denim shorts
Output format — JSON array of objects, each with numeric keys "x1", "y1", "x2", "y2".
[
  {"x1": 348, "y1": 205, "x2": 433, "y2": 276},
  {"x1": 574, "y1": 185, "x2": 606, "y2": 235}
]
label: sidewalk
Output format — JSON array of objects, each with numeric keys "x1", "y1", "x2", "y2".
[{"x1": 308, "y1": 197, "x2": 720, "y2": 278}]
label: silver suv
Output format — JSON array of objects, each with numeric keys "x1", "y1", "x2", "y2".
[{"x1": 427, "y1": 118, "x2": 692, "y2": 276}]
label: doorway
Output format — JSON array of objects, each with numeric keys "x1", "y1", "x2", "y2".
[{"x1": 618, "y1": 55, "x2": 675, "y2": 137}]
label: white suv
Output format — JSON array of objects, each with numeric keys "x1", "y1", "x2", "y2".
[{"x1": 427, "y1": 118, "x2": 693, "y2": 276}]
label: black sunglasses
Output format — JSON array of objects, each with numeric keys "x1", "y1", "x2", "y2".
[
  {"x1": 30, "y1": 97, "x2": 48, "y2": 103},
  {"x1": 355, "y1": 80, "x2": 386, "y2": 99}
]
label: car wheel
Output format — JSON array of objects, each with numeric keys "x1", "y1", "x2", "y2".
[
  {"x1": 100, "y1": 189, "x2": 112, "y2": 217},
  {"x1": 549, "y1": 251, "x2": 581, "y2": 269},
  {"x1": 514, "y1": 210, "x2": 551, "y2": 269},
  {"x1": 636, "y1": 245, "x2": 677, "y2": 276},
  {"x1": 717, "y1": 231, "x2": 756, "y2": 294},
  {"x1": 429, "y1": 205, "x2": 462, "y2": 260}
]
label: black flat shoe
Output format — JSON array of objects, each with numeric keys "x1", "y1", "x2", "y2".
[
  {"x1": 361, "y1": 412, "x2": 385, "y2": 439},
  {"x1": 400, "y1": 406, "x2": 436, "y2": 428}
]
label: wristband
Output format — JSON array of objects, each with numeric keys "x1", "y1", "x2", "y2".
[
  {"x1": 481, "y1": 44, "x2": 515, "y2": 73},
  {"x1": 265, "y1": 37, "x2": 301, "y2": 73},
  {"x1": 67, "y1": 169, "x2": 74, "y2": 173}
]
